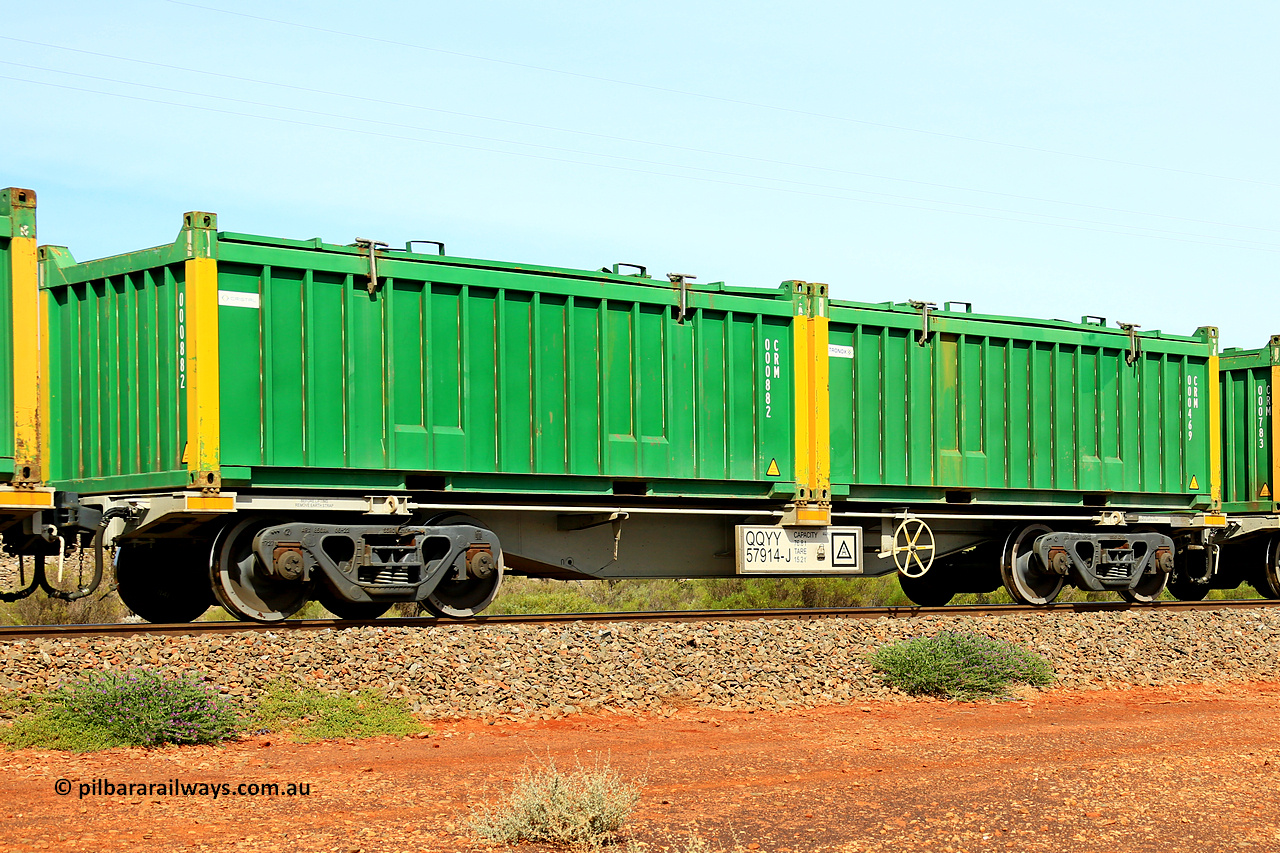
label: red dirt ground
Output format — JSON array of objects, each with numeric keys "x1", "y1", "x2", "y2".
[{"x1": 3, "y1": 682, "x2": 1279, "y2": 853}]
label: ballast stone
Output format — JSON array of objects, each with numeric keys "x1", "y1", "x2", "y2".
[{"x1": 0, "y1": 610, "x2": 1278, "y2": 719}]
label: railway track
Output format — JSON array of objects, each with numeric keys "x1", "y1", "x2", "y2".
[{"x1": 1, "y1": 597, "x2": 1274, "y2": 640}]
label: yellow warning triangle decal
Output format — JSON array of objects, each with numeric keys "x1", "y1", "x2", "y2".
[
  {"x1": 1262, "y1": 483, "x2": 1272, "y2": 498},
  {"x1": 766, "y1": 458, "x2": 781, "y2": 477},
  {"x1": 1189, "y1": 475, "x2": 1199, "y2": 491}
]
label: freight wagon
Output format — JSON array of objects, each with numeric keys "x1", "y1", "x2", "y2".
[{"x1": 0, "y1": 187, "x2": 1258, "y2": 621}]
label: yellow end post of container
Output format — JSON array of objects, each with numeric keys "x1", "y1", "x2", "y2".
[
  {"x1": 809, "y1": 283, "x2": 831, "y2": 510},
  {"x1": 1208, "y1": 348, "x2": 1222, "y2": 510},
  {"x1": 790, "y1": 282, "x2": 831, "y2": 525},
  {"x1": 8, "y1": 188, "x2": 41, "y2": 486},
  {"x1": 185, "y1": 240, "x2": 221, "y2": 493},
  {"x1": 792, "y1": 307, "x2": 812, "y2": 504}
]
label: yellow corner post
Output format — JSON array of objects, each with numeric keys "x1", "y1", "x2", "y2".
[
  {"x1": 792, "y1": 291, "x2": 812, "y2": 503},
  {"x1": 7, "y1": 188, "x2": 41, "y2": 486},
  {"x1": 1207, "y1": 331, "x2": 1222, "y2": 510},
  {"x1": 809, "y1": 283, "x2": 831, "y2": 509},
  {"x1": 791, "y1": 282, "x2": 831, "y2": 525},
  {"x1": 184, "y1": 211, "x2": 221, "y2": 492}
]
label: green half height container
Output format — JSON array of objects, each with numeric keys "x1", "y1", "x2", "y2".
[
  {"x1": 826, "y1": 299, "x2": 1220, "y2": 510},
  {"x1": 40, "y1": 213, "x2": 805, "y2": 501}
]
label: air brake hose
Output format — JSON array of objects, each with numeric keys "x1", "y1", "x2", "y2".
[
  {"x1": 39, "y1": 506, "x2": 129, "y2": 602},
  {"x1": 0, "y1": 555, "x2": 42, "y2": 602}
]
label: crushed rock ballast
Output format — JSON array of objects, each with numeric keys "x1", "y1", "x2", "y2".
[{"x1": 2, "y1": 609, "x2": 1278, "y2": 719}]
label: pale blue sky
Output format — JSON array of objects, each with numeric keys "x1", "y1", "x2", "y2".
[{"x1": 4, "y1": 1, "x2": 1276, "y2": 347}]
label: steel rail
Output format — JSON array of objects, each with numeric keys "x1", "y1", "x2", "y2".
[{"x1": 0, "y1": 598, "x2": 1274, "y2": 641}]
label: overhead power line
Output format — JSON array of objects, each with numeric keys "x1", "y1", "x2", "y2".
[
  {"x1": 3, "y1": 36, "x2": 1277, "y2": 239},
  {"x1": 167, "y1": 0, "x2": 1280, "y2": 190},
  {"x1": 3, "y1": 72, "x2": 1276, "y2": 256}
]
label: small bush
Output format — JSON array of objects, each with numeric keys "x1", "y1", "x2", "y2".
[
  {"x1": 489, "y1": 588, "x2": 607, "y2": 616},
  {"x1": 0, "y1": 589, "x2": 131, "y2": 627},
  {"x1": 470, "y1": 758, "x2": 640, "y2": 848},
  {"x1": 1, "y1": 669, "x2": 239, "y2": 750},
  {"x1": 1, "y1": 703, "x2": 126, "y2": 752},
  {"x1": 252, "y1": 682, "x2": 423, "y2": 741},
  {"x1": 869, "y1": 631, "x2": 1054, "y2": 701}
]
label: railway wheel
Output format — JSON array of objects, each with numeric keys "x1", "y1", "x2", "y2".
[
  {"x1": 317, "y1": 586, "x2": 391, "y2": 621},
  {"x1": 210, "y1": 517, "x2": 313, "y2": 622},
  {"x1": 897, "y1": 570, "x2": 954, "y2": 606},
  {"x1": 419, "y1": 513, "x2": 504, "y2": 618},
  {"x1": 116, "y1": 541, "x2": 214, "y2": 623},
  {"x1": 1119, "y1": 570, "x2": 1168, "y2": 604},
  {"x1": 1000, "y1": 524, "x2": 1064, "y2": 606},
  {"x1": 1253, "y1": 535, "x2": 1280, "y2": 599}
]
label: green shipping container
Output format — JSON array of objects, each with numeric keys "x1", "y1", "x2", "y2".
[
  {"x1": 1219, "y1": 338, "x2": 1280, "y2": 515},
  {"x1": 40, "y1": 213, "x2": 802, "y2": 500},
  {"x1": 827, "y1": 300, "x2": 1219, "y2": 510}
]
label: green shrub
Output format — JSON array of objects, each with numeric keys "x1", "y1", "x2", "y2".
[
  {"x1": 869, "y1": 631, "x2": 1054, "y2": 701},
  {"x1": 252, "y1": 682, "x2": 423, "y2": 741},
  {"x1": 470, "y1": 759, "x2": 640, "y2": 848},
  {"x1": 488, "y1": 588, "x2": 607, "y2": 616},
  {"x1": 0, "y1": 587, "x2": 131, "y2": 626},
  {"x1": 1, "y1": 669, "x2": 239, "y2": 750},
  {"x1": 1, "y1": 704, "x2": 126, "y2": 752}
]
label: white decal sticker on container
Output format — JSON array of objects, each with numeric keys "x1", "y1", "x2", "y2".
[{"x1": 218, "y1": 290, "x2": 261, "y2": 309}]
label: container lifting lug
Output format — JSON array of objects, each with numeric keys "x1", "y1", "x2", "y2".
[
  {"x1": 1119, "y1": 322, "x2": 1142, "y2": 365},
  {"x1": 353, "y1": 238, "x2": 389, "y2": 296},
  {"x1": 406, "y1": 240, "x2": 445, "y2": 256},
  {"x1": 668, "y1": 273, "x2": 696, "y2": 324},
  {"x1": 909, "y1": 300, "x2": 937, "y2": 346}
]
